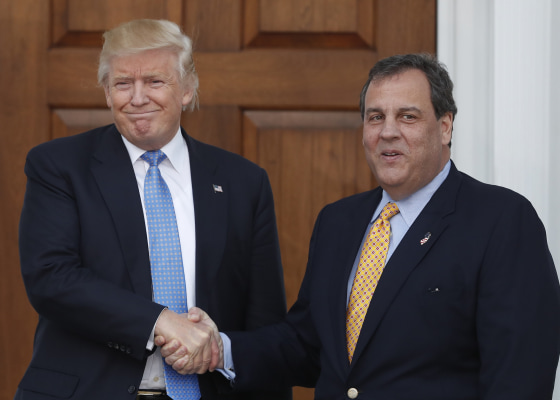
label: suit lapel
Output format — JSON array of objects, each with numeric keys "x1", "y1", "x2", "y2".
[
  {"x1": 185, "y1": 132, "x2": 227, "y2": 310},
  {"x1": 89, "y1": 126, "x2": 152, "y2": 299},
  {"x1": 326, "y1": 190, "x2": 383, "y2": 374},
  {"x1": 350, "y1": 164, "x2": 462, "y2": 366}
]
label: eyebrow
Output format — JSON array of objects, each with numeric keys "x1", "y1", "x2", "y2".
[
  {"x1": 111, "y1": 72, "x2": 167, "y2": 82},
  {"x1": 365, "y1": 106, "x2": 423, "y2": 114},
  {"x1": 398, "y1": 106, "x2": 422, "y2": 114}
]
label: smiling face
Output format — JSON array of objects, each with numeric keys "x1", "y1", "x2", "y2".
[
  {"x1": 362, "y1": 69, "x2": 453, "y2": 200},
  {"x1": 104, "y1": 48, "x2": 193, "y2": 150}
]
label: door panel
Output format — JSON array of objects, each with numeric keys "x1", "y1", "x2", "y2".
[
  {"x1": 0, "y1": 1, "x2": 436, "y2": 398},
  {"x1": 244, "y1": 111, "x2": 371, "y2": 305},
  {"x1": 244, "y1": 0, "x2": 375, "y2": 48}
]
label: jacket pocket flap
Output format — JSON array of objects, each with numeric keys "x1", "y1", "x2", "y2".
[{"x1": 19, "y1": 367, "x2": 79, "y2": 398}]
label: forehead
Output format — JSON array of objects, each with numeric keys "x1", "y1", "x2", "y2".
[
  {"x1": 365, "y1": 69, "x2": 432, "y2": 108},
  {"x1": 108, "y1": 49, "x2": 179, "y2": 78}
]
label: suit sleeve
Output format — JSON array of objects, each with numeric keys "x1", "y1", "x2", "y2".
[
  {"x1": 225, "y1": 205, "x2": 324, "y2": 392},
  {"x1": 242, "y1": 170, "x2": 288, "y2": 329},
  {"x1": 234, "y1": 170, "x2": 298, "y2": 400},
  {"x1": 19, "y1": 146, "x2": 163, "y2": 361},
  {"x1": 476, "y1": 197, "x2": 560, "y2": 399}
]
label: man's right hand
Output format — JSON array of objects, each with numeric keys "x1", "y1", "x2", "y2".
[{"x1": 154, "y1": 307, "x2": 223, "y2": 375}]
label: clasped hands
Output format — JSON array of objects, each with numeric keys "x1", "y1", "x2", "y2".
[{"x1": 154, "y1": 307, "x2": 224, "y2": 375}]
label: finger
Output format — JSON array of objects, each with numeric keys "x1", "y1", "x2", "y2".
[
  {"x1": 188, "y1": 327, "x2": 213, "y2": 374},
  {"x1": 186, "y1": 353, "x2": 211, "y2": 375},
  {"x1": 171, "y1": 355, "x2": 192, "y2": 374},
  {"x1": 163, "y1": 345, "x2": 188, "y2": 365},
  {"x1": 160, "y1": 339, "x2": 181, "y2": 357},
  {"x1": 154, "y1": 335, "x2": 166, "y2": 347},
  {"x1": 176, "y1": 350, "x2": 205, "y2": 375},
  {"x1": 196, "y1": 357, "x2": 212, "y2": 374}
]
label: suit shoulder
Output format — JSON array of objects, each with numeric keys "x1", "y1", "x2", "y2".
[
  {"x1": 27, "y1": 124, "x2": 115, "y2": 159},
  {"x1": 452, "y1": 170, "x2": 544, "y2": 228},
  {"x1": 458, "y1": 171, "x2": 532, "y2": 207}
]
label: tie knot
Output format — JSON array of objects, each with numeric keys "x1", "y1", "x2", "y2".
[
  {"x1": 380, "y1": 202, "x2": 400, "y2": 220},
  {"x1": 141, "y1": 150, "x2": 167, "y2": 167}
]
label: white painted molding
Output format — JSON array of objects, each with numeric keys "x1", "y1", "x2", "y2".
[
  {"x1": 438, "y1": 0, "x2": 556, "y2": 256},
  {"x1": 492, "y1": 0, "x2": 551, "y2": 224},
  {"x1": 438, "y1": 0, "x2": 494, "y2": 183},
  {"x1": 438, "y1": 0, "x2": 559, "y2": 397}
]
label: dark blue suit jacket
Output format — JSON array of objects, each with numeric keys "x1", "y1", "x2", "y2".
[
  {"x1": 16, "y1": 124, "x2": 289, "y2": 400},
  {"x1": 228, "y1": 162, "x2": 560, "y2": 400}
]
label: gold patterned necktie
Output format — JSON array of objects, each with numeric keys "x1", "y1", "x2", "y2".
[{"x1": 345, "y1": 202, "x2": 400, "y2": 362}]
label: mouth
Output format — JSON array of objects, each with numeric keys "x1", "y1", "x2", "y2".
[{"x1": 127, "y1": 111, "x2": 157, "y2": 115}]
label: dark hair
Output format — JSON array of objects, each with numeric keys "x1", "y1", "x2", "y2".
[{"x1": 359, "y1": 53, "x2": 457, "y2": 124}]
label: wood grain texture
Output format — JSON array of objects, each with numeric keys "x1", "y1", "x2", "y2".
[
  {"x1": 185, "y1": 0, "x2": 242, "y2": 51},
  {"x1": 376, "y1": 0, "x2": 436, "y2": 56},
  {"x1": 244, "y1": 111, "x2": 374, "y2": 307},
  {"x1": 52, "y1": 0, "x2": 182, "y2": 46},
  {"x1": 244, "y1": 0, "x2": 375, "y2": 48},
  {"x1": 259, "y1": 0, "x2": 358, "y2": 32},
  {"x1": 0, "y1": 1, "x2": 49, "y2": 398}
]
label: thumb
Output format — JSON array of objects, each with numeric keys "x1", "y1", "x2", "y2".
[{"x1": 186, "y1": 306, "x2": 207, "y2": 322}]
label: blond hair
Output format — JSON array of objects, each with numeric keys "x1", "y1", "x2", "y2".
[{"x1": 98, "y1": 19, "x2": 198, "y2": 110}]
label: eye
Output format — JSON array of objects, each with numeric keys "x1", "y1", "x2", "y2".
[
  {"x1": 368, "y1": 114, "x2": 384, "y2": 123},
  {"x1": 402, "y1": 114, "x2": 417, "y2": 121},
  {"x1": 150, "y1": 79, "x2": 165, "y2": 87},
  {"x1": 114, "y1": 82, "x2": 131, "y2": 90}
]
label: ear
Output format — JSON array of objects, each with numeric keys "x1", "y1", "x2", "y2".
[
  {"x1": 104, "y1": 86, "x2": 112, "y2": 109},
  {"x1": 440, "y1": 112, "x2": 453, "y2": 146},
  {"x1": 182, "y1": 88, "x2": 194, "y2": 109}
]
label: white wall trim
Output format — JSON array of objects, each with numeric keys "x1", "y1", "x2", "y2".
[
  {"x1": 439, "y1": 0, "x2": 494, "y2": 183},
  {"x1": 438, "y1": 0, "x2": 556, "y2": 256},
  {"x1": 438, "y1": 0, "x2": 559, "y2": 396}
]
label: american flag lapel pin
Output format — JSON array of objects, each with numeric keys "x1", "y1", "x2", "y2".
[
  {"x1": 213, "y1": 184, "x2": 223, "y2": 193},
  {"x1": 420, "y1": 232, "x2": 431, "y2": 245}
]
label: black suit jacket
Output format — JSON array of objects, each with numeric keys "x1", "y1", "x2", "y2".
[
  {"x1": 16, "y1": 124, "x2": 289, "y2": 400},
  {"x1": 228, "y1": 162, "x2": 560, "y2": 400}
]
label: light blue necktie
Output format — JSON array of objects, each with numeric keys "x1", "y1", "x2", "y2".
[{"x1": 141, "y1": 150, "x2": 200, "y2": 400}]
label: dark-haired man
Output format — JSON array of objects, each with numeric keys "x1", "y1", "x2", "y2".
[{"x1": 165, "y1": 53, "x2": 560, "y2": 399}]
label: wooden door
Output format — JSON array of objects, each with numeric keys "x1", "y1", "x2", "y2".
[{"x1": 0, "y1": 1, "x2": 436, "y2": 398}]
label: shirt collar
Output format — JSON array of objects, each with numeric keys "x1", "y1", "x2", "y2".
[
  {"x1": 373, "y1": 160, "x2": 451, "y2": 226},
  {"x1": 121, "y1": 128, "x2": 187, "y2": 172}
]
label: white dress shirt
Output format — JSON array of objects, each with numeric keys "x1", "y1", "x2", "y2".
[{"x1": 121, "y1": 129, "x2": 196, "y2": 390}]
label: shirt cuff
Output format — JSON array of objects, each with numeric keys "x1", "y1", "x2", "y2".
[{"x1": 216, "y1": 332, "x2": 236, "y2": 380}]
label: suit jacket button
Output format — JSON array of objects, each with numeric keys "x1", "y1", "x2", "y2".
[
  {"x1": 128, "y1": 385, "x2": 136, "y2": 394},
  {"x1": 347, "y1": 388, "x2": 359, "y2": 399}
]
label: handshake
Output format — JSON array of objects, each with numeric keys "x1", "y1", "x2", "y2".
[{"x1": 154, "y1": 307, "x2": 224, "y2": 375}]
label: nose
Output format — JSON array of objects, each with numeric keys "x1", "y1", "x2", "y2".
[
  {"x1": 379, "y1": 118, "x2": 400, "y2": 140},
  {"x1": 130, "y1": 81, "x2": 149, "y2": 106}
]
